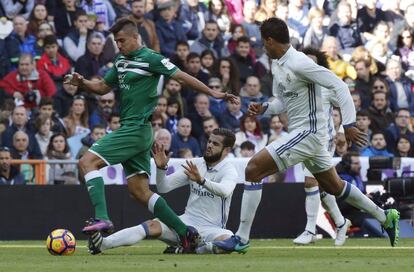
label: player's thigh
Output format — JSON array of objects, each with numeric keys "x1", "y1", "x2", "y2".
[
  {"x1": 265, "y1": 131, "x2": 312, "y2": 172},
  {"x1": 246, "y1": 148, "x2": 279, "y2": 181},
  {"x1": 90, "y1": 124, "x2": 153, "y2": 166},
  {"x1": 123, "y1": 146, "x2": 152, "y2": 179}
]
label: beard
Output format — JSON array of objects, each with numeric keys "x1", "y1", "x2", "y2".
[{"x1": 204, "y1": 148, "x2": 224, "y2": 164}]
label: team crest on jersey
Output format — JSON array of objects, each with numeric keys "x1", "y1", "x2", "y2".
[
  {"x1": 286, "y1": 73, "x2": 291, "y2": 83},
  {"x1": 278, "y1": 83, "x2": 286, "y2": 92}
]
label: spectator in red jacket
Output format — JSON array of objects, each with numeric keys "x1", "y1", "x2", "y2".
[
  {"x1": 36, "y1": 35, "x2": 72, "y2": 90},
  {"x1": 0, "y1": 54, "x2": 56, "y2": 109}
]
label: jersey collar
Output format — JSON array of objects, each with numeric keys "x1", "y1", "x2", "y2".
[
  {"x1": 276, "y1": 45, "x2": 294, "y2": 65},
  {"x1": 205, "y1": 158, "x2": 227, "y2": 172}
]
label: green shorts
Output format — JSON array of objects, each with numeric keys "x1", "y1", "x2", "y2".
[{"x1": 89, "y1": 123, "x2": 153, "y2": 178}]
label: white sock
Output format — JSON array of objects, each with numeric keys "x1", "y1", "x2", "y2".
[
  {"x1": 147, "y1": 193, "x2": 160, "y2": 213},
  {"x1": 338, "y1": 181, "x2": 386, "y2": 224},
  {"x1": 304, "y1": 186, "x2": 320, "y2": 234},
  {"x1": 101, "y1": 224, "x2": 148, "y2": 251},
  {"x1": 236, "y1": 182, "x2": 262, "y2": 243},
  {"x1": 321, "y1": 192, "x2": 345, "y2": 227},
  {"x1": 196, "y1": 242, "x2": 215, "y2": 254}
]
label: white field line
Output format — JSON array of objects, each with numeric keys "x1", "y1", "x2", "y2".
[{"x1": 0, "y1": 245, "x2": 414, "y2": 250}]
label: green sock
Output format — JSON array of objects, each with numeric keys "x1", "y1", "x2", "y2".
[
  {"x1": 153, "y1": 196, "x2": 187, "y2": 236},
  {"x1": 86, "y1": 176, "x2": 110, "y2": 221}
]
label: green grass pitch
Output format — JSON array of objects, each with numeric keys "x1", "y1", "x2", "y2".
[{"x1": 1, "y1": 239, "x2": 414, "y2": 272}]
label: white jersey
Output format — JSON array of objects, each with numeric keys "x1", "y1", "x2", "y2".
[
  {"x1": 265, "y1": 46, "x2": 355, "y2": 143},
  {"x1": 322, "y1": 87, "x2": 337, "y2": 152},
  {"x1": 156, "y1": 157, "x2": 238, "y2": 228}
]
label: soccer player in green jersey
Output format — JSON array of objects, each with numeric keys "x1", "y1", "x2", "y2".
[{"x1": 64, "y1": 18, "x2": 238, "y2": 252}]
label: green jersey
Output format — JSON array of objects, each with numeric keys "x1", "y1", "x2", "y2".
[{"x1": 104, "y1": 47, "x2": 179, "y2": 125}]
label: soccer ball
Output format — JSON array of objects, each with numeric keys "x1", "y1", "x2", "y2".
[{"x1": 46, "y1": 229, "x2": 76, "y2": 256}]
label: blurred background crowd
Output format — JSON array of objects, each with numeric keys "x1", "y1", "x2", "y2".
[{"x1": 0, "y1": 0, "x2": 414, "y2": 185}]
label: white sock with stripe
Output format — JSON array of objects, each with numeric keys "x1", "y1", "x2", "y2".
[
  {"x1": 304, "y1": 186, "x2": 320, "y2": 234},
  {"x1": 236, "y1": 182, "x2": 262, "y2": 244},
  {"x1": 101, "y1": 224, "x2": 148, "y2": 251}
]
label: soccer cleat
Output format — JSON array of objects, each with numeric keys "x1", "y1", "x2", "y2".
[
  {"x1": 382, "y1": 209, "x2": 400, "y2": 247},
  {"x1": 179, "y1": 226, "x2": 201, "y2": 253},
  {"x1": 82, "y1": 218, "x2": 114, "y2": 235},
  {"x1": 212, "y1": 235, "x2": 250, "y2": 254},
  {"x1": 293, "y1": 231, "x2": 317, "y2": 245},
  {"x1": 163, "y1": 245, "x2": 184, "y2": 254},
  {"x1": 335, "y1": 218, "x2": 352, "y2": 246},
  {"x1": 87, "y1": 231, "x2": 103, "y2": 255}
]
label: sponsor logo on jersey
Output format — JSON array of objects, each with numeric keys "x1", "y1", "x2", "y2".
[
  {"x1": 191, "y1": 185, "x2": 215, "y2": 198},
  {"x1": 283, "y1": 91, "x2": 298, "y2": 98},
  {"x1": 161, "y1": 58, "x2": 176, "y2": 70}
]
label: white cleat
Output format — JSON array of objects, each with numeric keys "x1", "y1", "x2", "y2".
[
  {"x1": 335, "y1": 218, "x2": 352, "y2": 246},
  {"x1": 293, "y1": 231, "x2": 317, "y2": 245}
]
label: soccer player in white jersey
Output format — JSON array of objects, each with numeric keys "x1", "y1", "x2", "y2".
[
  {"x1": 88, "y1": 128, "x2": 241, "y2": 254},
  {"x1": 215, "y1": 17, "x2": 399, "y2": 252},
  {"x1": 293, "y1": 47, "x2": 351, "y2": 246}
]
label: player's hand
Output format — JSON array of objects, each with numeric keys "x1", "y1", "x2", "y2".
[
  {"x1": 344, "y1": 126, "x2": 368, "y2": 147},
  {"x1": 152, "y1": 142, "x2": 171, "y2": 169},
  {"x1": 181, "y1": 160, "x2": 203, "y2": 184},
  {"x1": 248, "y1": 102, "x2": 265, "y2": 116},
  {"x1": 64, "y1": 72, "x2": 84, "y2": 87},
  {"x1": 212, "y1": 91, "x2": 239, "y2": 105}
]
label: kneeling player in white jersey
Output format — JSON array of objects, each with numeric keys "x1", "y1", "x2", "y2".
[
  {"x1": 215, "y1": 18, "x2": 399, "y2": 252},
  {"x1": 293, "y1": 47, "x2": 351, "y2": 246},
  {"x1": 88, "y1": 128, "x2": 240, "y2": 254}
]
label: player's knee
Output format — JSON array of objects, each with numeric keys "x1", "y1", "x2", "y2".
[{"x1": 143, "y1": 220, "x2": 162, "y2": 237}]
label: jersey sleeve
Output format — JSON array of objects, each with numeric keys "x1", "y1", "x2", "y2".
[
  {"x1": 147, "y1": 52, "x2": 180, "y2": 77},
  {"x1": 294, "y1": 56, "x2": 356, "y2": 127},
  {"x1": 202, "y1": 163, "x2": 238, "y2": 197},
  {"x1": 103, "y1": 63, "x2": 118, "y2": 87},
  {"x1": 156, "y1": 168, "x2": 189, "y2": 193}
]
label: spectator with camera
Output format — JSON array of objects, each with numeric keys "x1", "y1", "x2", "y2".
[
  {"x1": 0, "y1": 146, "x2": 25, "y2": 185},
  {"x1": 0, "y1": 53, "x2": 56, "y2": 109},
  {"x1": 384, "y1": 108, "x2": 414, "y2": 154}
]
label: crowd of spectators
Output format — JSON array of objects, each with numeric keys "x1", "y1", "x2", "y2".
[{"x1": 1, "y1": 0, "x2": 414, "y2": 185}]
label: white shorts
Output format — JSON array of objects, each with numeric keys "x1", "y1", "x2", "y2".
[
  {"x1": 156, "y1": 214, "x2": 234, "y2": 246},
  {"x1": 303, "y1": 138, "x2": 336, "y2": 178},
  {"x1": 266, "y1": 131, "x2": 332, "y2": 174}
]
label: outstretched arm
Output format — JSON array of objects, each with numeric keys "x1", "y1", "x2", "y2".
[
  {"x1": 172, "y1": 70, "x2": 238, "y2": 104},
  {"x1": 64, "y1": 73, "x2": 112, "y2": 95}
]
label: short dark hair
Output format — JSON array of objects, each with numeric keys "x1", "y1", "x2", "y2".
[
  {"x1": 202, "y1": 116, "x2": 218, "y2": 124},
  {"x1": 175, "y1": 41, "x2": 189, "y2": 50},
  {"x1": 43, "y1": 35, "x2": 58, "y2": 46},
  {"x1": 301, "y1": 47, "x2": 329, "y2": 69},
  {"x1": 92, "y1": 124, "x2": 106, "y2": 132},
  {"x1": 211, "y1": 128, "x2": 236, "y2": 148},
  {"x1": 236, "y1": 36, "x2": 250, "y2": 45},
  {"x1": 397, "y1": 108, "x2": 410, "y2": 115},
  {"x1": 260, "y1": 17, "x2": 290, "y2": 44},
  {"x1": 356, "y1": 110, "x2": 370, "y2": 118},
  {"x1": 109, "y1": 17, "x2": 138, "y2": 35},
  {"x1": 370, "y1": 131, "x2": 385, "y2": 141},
  {"x1": 187, "y1": 52, "x2": 200, "y2": 62},
  {"x1": 74, "y1": 10, "x2": 87, "y2": 21},
  {"x1": 109, "y1": 112, "x2": 120, "y2": 121},
  {"x1": 39, "y1": 97, "x2": 53, "y2": 108},
  {"x1": 240, "y1": 140, "x2": 255, "y2": 151}
]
